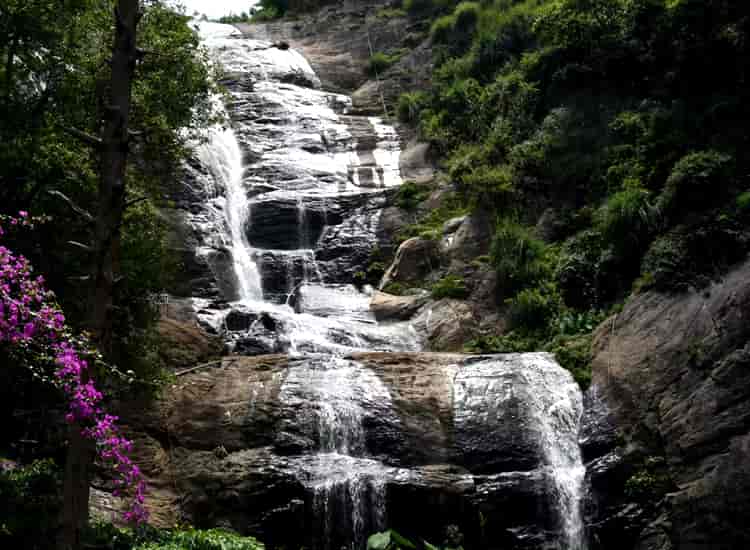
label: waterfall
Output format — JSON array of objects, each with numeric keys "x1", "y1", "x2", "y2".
[
  {"x1": 186, "y1": 21, "x2": 589, "y2": 550},
  {"x1": 196, "y1": 111, "x2": 263, "y2": 301}
]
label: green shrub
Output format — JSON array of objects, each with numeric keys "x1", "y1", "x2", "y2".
[
  {"x1": 658, "y1": 150, "x2": 733, "y2": 220},
  {"x1": 549, "y1": 333, "x2": 594, "y2": 389},
  {"x1": 556, "y1": 229, "x2": 631, "y2": 309},
  {"x1": 491, "y1": 218, "x2": 551, "y2": 296},
  {"x1": 397, "y1": 92, "x2": 429, "y2": 124},
  {"x1": 86, "y1": 523, "x2": 265, "y2": 550},
  {"x1": 366, "y1": 50, "x2": 406, "y2": 76},
  {"x1": 624, "y1": 456, "x2": 673, "y2": 504},
  {"x1": 432, "y1": 275, "x2": 469, "y2": 299},
  {"x1": 507, "y1": 282, "x2": 561, "y2": 331},
  {"x1": 382, "y1": 282, "x2": 409, "y2": 295},
  {"x1": 395, "y1": 180, "x2": 430, "y2": 210},
  {"x1": 594, "y1": 184, "x2": 657, "y2": 254},
  {"x1": 0, "y1": 459, "x2": 61, "y2": 548},
  {"x1": 640, "y1": 219, "x2": 750, "y2": 292}
]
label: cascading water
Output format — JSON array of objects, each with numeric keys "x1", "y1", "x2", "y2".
[{"x1": 185, "y1": 20, "x2": 589, "y2": 550}]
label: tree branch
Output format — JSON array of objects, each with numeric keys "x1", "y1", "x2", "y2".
[
  {"x1": 47, "y1": 190, "x2": 95, "y2": 223},
  {"x1": 58, "y1": 124, "x2": 103, "y2": 149},
  {"x1": 67, "y1": 241, "x2": 94, "y2": 253}
]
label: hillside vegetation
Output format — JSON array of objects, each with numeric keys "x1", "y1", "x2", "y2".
[{"x1": 395, "y1": 0, "x2": 749, "y2": 379}]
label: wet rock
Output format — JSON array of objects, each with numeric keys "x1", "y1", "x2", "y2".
[
  {"x1": 369, "y1": 290, "x2": 427, "y2": 321},
  {"x1": 119, "y1": 353, "x2": 585, "y2": 548},
  {"x1": 380, "y1": 237, "x2": 440, "y2": 288}
]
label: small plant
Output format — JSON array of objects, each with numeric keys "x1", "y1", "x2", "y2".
[
  {"x1": 395, "y1": 180, "x2": 430, "y2": 210},
  {"x1": 382, "y1": 282, "x2": 409, "y2": 296},
  {"x1": 366, "y1": 50, "x2": 407, "y2": 76},
  {"x1": 507, "y1": 282, "x2": 561, "y2": 331},
  {"x1": 431, "y1": 275, "x2": 469, "y2": 299},
  {"x1": 397, "y1": 92, "x2": 429, "y2": 124},
  {"x1": 491, "y1": 218, "x2": 552, "y2": 296}
]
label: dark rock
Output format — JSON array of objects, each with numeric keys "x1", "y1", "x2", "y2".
[{"x1": 590, "y1": 257, "x2": 750, "y2": 549}]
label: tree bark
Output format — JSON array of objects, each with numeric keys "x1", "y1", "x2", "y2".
[{"x1": 62, "y1": 2, "x2": 141, "y2": 549}]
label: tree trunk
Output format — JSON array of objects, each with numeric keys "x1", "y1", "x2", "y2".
[{"x1": 62, "y1": 2, "x2": 141, "y2": 549}]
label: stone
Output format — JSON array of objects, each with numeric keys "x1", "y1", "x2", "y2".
[
  {"x1": 369, "y1": 290, "x2": 427, "y2": 321},
  {"x1": 444, "y1": 210, "x2": 493, "y2": 262},
  {"x1": 413, "y1": 299, "x2": 478, "y2": 352},
  {"x1": 117, "y1": 353, "x2": 585, "y2": 548},
  {"x1": 380, "y1": 237, "x2": 440, "y2": 288}
]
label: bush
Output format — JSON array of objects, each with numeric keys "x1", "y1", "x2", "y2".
[
  {"x1": 594, "y1": 184, "x2": 657, "y2": 255},
  {"x1": 85, "y1": 523, "x2": 265, "y2": 550},
  {"x1": 431, "y1": 275, "x2": 469, "y2": 299},
  {"x1": 395, "y1": 180, "x2": 430, "y2": 209},
  {"x1": 366, "y1": 50, "x2": 406, "y2": 76},
  {"x1": 491, "y1": 218, "x2": 551, "y2": 296},
  {"x1": 397, "y1": 92, "x2": 429, "y2": 123},
  {"x1": 658, "y1": 150, "x2": 733, "y2": 220},
  {"x1": 556, "y1": 228, "x2": 633, "y2": 309},
  {"x1": 0, "y1": 459, "x2": 62, "y2": 548},
  {"x1": 507, "y1": 282, "x2": 561, "y2": 331},
  {"x1": 549, "y1": 334, "x2": 594, "y2": 389},
  {"x1": 640, "y1": 218, "x2": 749, "y2": 292}
]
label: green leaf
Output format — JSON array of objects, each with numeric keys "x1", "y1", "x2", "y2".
[{"x1": 367, "y1": 532, "x2": 393, "y2": 550}]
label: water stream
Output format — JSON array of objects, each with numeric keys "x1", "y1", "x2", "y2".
[{"x1": 185, "y1": 21, "x2": 588, "y2": 550}]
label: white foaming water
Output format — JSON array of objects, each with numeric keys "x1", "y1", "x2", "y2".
[
  {"x1": 453, "y1": 354, "x2": 587, "y2": 550},
  {"x1": 195, "y1": 108, "x2": 263, "y2": 301}
]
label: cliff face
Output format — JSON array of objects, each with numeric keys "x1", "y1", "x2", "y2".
[{"x1": 585, "y1": 258, "x2": 750, "y2": 550}]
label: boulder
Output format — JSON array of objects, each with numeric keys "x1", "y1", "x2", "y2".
[
  {"x1": 369, "y1": 290, "x2": 427, "y2": 321},
  {"x1": 380, "y1": 237, "x2": 440, "y2": 288},
  {"x1": 444, "y1": 211, "x2": 493, "y2": 262},
  {"x1": 413, "y1": 299, "x2": 478, "y2": 352}
]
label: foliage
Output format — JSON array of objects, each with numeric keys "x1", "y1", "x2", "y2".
[
  {"x1": 397, "y1": 92, "x2": 430, "y2": 124},
  {"x1": 490, "y1": 218, "x2": 552, "y2": 296},
  {"x1": 368, "y1": 530, "x2": 416, "y2": 550},
  {"x1": 431, "y1": 275, "x2": 469, "y2": 299},
  {"x1": 507, "y1": 282, "x2": 561, "y2": 331},
  {"x1": 658, "y1": 150, "x2": 734, "y2": 221},
  {"x1": 0, "y1": 459, "x2": 61, "y2": 548},
  {"x1": 0, "y1": 214, "x2": 146, "y2": 523},
  {"x1": 624, "y1": 456, "x2": 673, "y2": 504},
  {"x1": 85, "y1": 522, "x2": 265, "y2": 550},
  {"x1": 395, "y1": 180, "x2": 431, "y2": 210},
  {"x1": 367, "y1": 50, "x2": 408, "y2": 76}
]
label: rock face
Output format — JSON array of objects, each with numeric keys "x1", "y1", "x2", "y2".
[
  {"x1": 113, "y1": 353, "x2": 586, "y2": 550},
  {"x1": 586, "y1": 258, "x2": 750, "y2": 550},
  {"x1": 380, "y1": 237, "x2": 440, "y2": 288},
  {"x1": 369, "y1": 290, "x2": 427, "y2": 321}
]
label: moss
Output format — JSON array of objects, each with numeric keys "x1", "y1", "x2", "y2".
[
  {"x1": 431, "y1": 275, "x2": 469, "y2": 299},
  {"x1": 375, "y1": 7, "x2": 407, "y2": 19},
  {"x1": 382, "y1": 282, "x2": 409, "y2": 296}
]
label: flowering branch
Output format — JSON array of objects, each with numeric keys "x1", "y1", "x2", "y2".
[{"x1": 0, "y1": 211, "x2": 147, "y2": 524}]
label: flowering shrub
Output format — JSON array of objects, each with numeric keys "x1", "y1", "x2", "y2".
[{"x1": 0, "y1": 212, "x2": 147, "y2": 523}]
